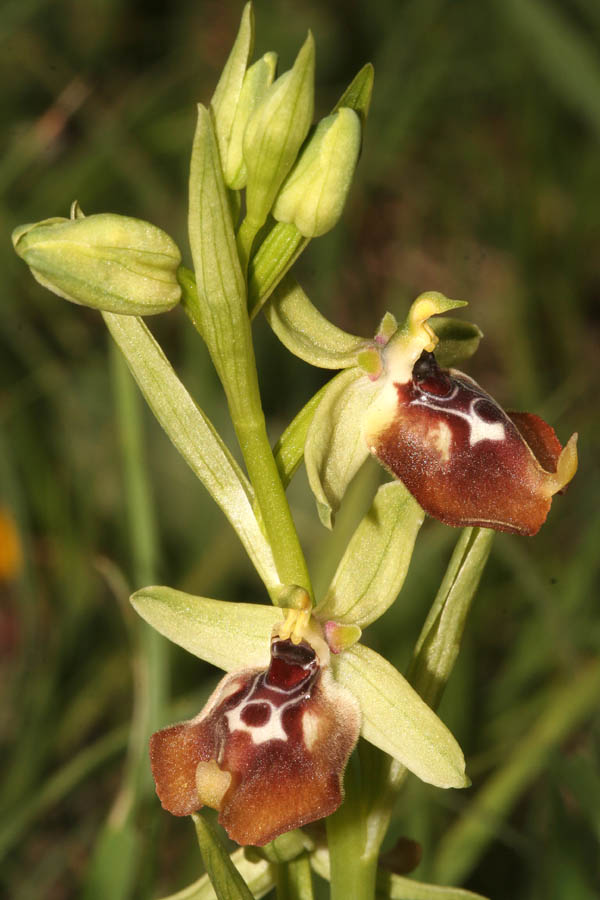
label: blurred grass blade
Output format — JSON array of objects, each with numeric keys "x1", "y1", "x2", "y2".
[
  {"x1": 130, "y1": 586, "x2": 282, "y2": 671},
  {"x1": 273, "y1": 381, "x2": 330, "y2": 488},
  {"x1": 432, "y1": 658, "x2": 600, "y2": 885},
  {"x1": 82, "y1": 824, "x2": 139, "y2": 900},
  {"x1": 264, "y1": 273, "x2": 365, "y2": 368},
  {"x1": 192, "y1": 812, "x2": 255, "y2": 900},
  {"x1": 497, "y1": 0, "x2": 600, "y2": 139},
  {"x1": 159, "y1": 847, "x2": 275, "y2": 900},
  {"x1": 409, "y1": 528, "x2": 494, "y2": 708},
  {"x1": 332, "y1": 644, "x2": 468, "y2": 789},
  {"x1": 103, "y1": 313, "x2": 279, "y2": 590},
  {"x1": 316, "y1": 482, "x2": 424, "y2": 627}
]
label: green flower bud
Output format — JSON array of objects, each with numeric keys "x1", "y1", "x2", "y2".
[
  {"x1": 12, "y1": 213, "x2": 181, "y2": 315},
  {"x1": 225, "y1": 51, "x2": 278, "y2": 189},
  {"x1": 243, "y1": 32, "x2": 315, "y2": 230},
  {"x1": 272, "y1": 107, "x2": 361, "y2": 237}
]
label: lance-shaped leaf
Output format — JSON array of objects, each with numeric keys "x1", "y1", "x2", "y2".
[
  {"x1": 192, "y1": 813, "x2": 254, "y2": 900},
  {"x1": 408, "y1": 527, "x2": 494, "y2": 709},
  {"x1": 332, "y1": 644, "x2": 468, "y2": 789},
  {"x1": 130, "y1": 586, "x2": 282, "y2": 672},
  {"x1": 187, "y1": 104, "x2": 256, "y2": 399},
  {"x1": 316, "y1": 482, "x2": 424, "y2": 627},
  {"x1": 305, "y1": 369, "x2": 376, "y2": 528},
  {"x1": 210, "y1": 2, "x2": 255, "y2": 176},
  {"x1": 429, "y1": 317, "x2": 483, "y2": 369},
  {"x1": 158, "y1": 847, "x2": 275, "y2": 900},
  {"x1": 264, "y1": 274, "x2": 365, "y2": 369},
  {"x1": 103, "y1": 314, "x2": 278, "y2": 589}
]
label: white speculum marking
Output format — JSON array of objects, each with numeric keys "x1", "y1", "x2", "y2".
[
  {"x1": 412, "y1": 386, "x2": 507, "y2": 447},
  {"x1": 225, "y1": 674, "x2": 310, "y2": 746}
]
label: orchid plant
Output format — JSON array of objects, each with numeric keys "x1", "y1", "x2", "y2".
[{"x1": 12, "y1": 5, "x2": 577, "y2": 899}]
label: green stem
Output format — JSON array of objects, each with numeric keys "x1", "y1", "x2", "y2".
[
  {"x1": 326, "y1": 754, "x2": 378, "y2": 900},
  {"x1": 179, "y1": 268, "x2": 313, "y2": 602}
]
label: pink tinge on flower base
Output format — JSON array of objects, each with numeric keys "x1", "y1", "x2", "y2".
[
  {"x1": 367, "y1": 350, "x2": 578, "y2": 536},
  {"x1": 149, "y1": 637, "x2": 360, "y2": 846}
]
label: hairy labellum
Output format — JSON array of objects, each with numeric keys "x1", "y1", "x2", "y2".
[
  {"x1": 367, "y1": 351, "x2": 577, "y2": 535},
  {"x1": 149, "y1": 637, "x2": 360, "y2": 845}
]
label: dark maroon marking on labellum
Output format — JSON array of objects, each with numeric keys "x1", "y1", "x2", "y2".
[{"x1": 240, "y1": 702, "x2": 271, "y2": 727}]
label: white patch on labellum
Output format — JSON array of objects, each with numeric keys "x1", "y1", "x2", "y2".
[
  {"x1": 428, "y1": 421, "x2": 452, "y2": 462},
  {"x1": 225, "y1": 673, "x2": 311, "y2": 746},
  {"x1": 302, "y1": 710, "x2": 321, "y2": 752},
  {"x1": 412, "y1": 387, "x2": 506, "y2": 447}
]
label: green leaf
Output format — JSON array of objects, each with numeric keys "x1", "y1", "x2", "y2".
[
  {"x1": 192, "y1": 813, "x2": 255, "y2": 900},
  {"x1": 264, "y1": 274, "x2": 365, "y2": 369},
  {"x1": 429, "y1": 317, "x2": 483, "y2": 368},
  {"x1": 332, "y1": 62, "x2": 375, "y2": 125},
  {"x1": 187, "y1": 104, "x2": 255, "y2": 399},
  {"x1": 408, "y1": 528, "x2": 494, "y2": 709},
  {"x1": 316, "y1": 482, "x2": 424, "y2": 627},
  {"x1": 130, "y1": 586, "x2": 282, "y2": 671},
  {"x1": 210, "y1": 2, "x2": 255, "y2": 173},
  {"x1": 158, "y1": 848, "x2": 275, "y2": 900},
  {"x1": 305, "y1": 369, "x2": 376, "y2": 528},
  {"x1": 82, "y1": 822, "x2": 139, "y2": 900},
  {"x1": 273, "y1": 382, "x2": 330, "y2": 489},
  {"x1": 103, "y1": 313, "x2": 278, "y2": 590},
  {"x1": 332, "y1": 644, "x2": 468, "y2": 789}
]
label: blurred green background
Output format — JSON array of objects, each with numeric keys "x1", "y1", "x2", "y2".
[{"x1": 2, "y1": 0, "x2": 599, "y2": 898}]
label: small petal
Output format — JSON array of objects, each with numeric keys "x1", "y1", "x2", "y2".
[
  {"x1": 150, "y1": 637, "x2": 360, "y2": 846},
  {"x1": 365, "y1": 349, "x2": 577, "y2": 535}
]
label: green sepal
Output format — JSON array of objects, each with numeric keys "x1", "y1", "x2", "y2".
[
  {"x1": 272, "y1": 381, "x2": 330, "y2": 489},
  {"x1": 304, "y1": 369, "x2": 376, "y2": 528},
  {"x1": 246, "y1": 63, "x2": 373, "y2": 318},
  {"x1": 13, "y1": 213, "x2": 181, "y2": 315},
  {"x1": 429, "y1": 317, "x2": 483, "y2": 368},
  {"x1": 272, "y1": 107, "x2": 361, "y2": 238},
  {"x1": 316, "y1": 482, "x2": 424, "y2": 627},
  {"x1": 243, "y1": 32, "x2": 315, "y2": 231},
  {"x1": 130, "y1": 586, "x2": 282, "y2": 671},
  {"x1": 264, "y1": 274, "x2": 365, "y2": 369},
  {"x1": 332, "y1": 644, "x2": 469, "y2": 789},
  {"x1": 332, "y1": 62, "x2": 374, "y2": 126},
  {"x1": 226, "y1": 52, "x2": 278, "y2": 189},
  {"x1": 210, "y1": 2, "x2": 255, "y2": 176},
  {"x1": 157, "y1": 846, "x2": 275, "y2": 900},
  {"x1": 103, "y1": 313, "x2": 279, "y2": 590},
  {"x1": 192, "y1": 813, "x2": 255, "y2": 900}
]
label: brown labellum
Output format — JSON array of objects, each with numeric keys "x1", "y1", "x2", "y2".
[{"x1": 370, "y1": 351, "x2": 577, "y2": 535}]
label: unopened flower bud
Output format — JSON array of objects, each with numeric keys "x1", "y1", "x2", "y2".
[
  {"x1": 12, "y1": 213, "x2": 181, "y2": 315},
  {"x1": 243, "y1": 32, "x2": 314, "y2": 230},
  {"x1": 225, "y1": 51, "x2": 277, "y2": 189},
  {"x1": 273, "y1": 107, "x2": 361, "y2": 237}
]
